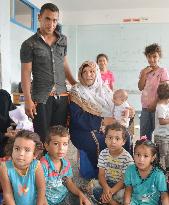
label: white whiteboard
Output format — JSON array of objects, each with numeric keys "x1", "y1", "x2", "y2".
[{"x1": 63, "y1": 23, "x2": 169, "y2": 110}]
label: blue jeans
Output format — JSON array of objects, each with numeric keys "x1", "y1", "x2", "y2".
[
  {"x1": 0, "y1": 193, "x2": 2, "y2": 204},
  {"x1": 140, "y1": 108, "x2": 155, "y2": 141},
  {"x1": 123, "y1": 130, "x2": 132, "y2": 155}
]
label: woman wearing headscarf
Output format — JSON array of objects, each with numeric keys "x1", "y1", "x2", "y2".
[{"x1": 69, "y1": 61, "x2": 115, "y2": 179}]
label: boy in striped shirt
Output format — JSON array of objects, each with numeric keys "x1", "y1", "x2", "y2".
[{"x1": 93, "y1": 122, "x2": 133, "y2": 205}]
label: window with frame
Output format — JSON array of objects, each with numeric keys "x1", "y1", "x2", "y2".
[{"x1": 10, "y1": 0, "x2": 39, "y2": 32}]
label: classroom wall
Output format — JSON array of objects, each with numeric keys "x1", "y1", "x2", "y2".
[
  {"x1": 0, "y1": 0, "x2": 63, "y2": 92},
  {"x1": 0, "y1": 0, "x2": 35, "y2": 92},
  {"x1": 63, "y1": 23, "x2": 169, "y2": 111},
  {"x1": 61, "y1": 8, "x2": 169, "y2": 111},
  {"x1": 10, "y1": 23, "x2": 33, "y2": 89},
  {"x1": 9, "y1": 0, "x2": 47, "y2": 92},
  {"x1": 1, "y1": 1, "x2": 169, "y2": 107},
  {"x1": 62, "y1": 8, "x2": 169, "y2": 25}
]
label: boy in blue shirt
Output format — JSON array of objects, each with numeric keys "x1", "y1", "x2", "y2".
[{"x1": 41, "y1": 125, "x2": 91, "y2": 205}]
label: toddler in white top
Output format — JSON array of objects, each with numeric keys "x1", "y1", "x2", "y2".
[
  {"x1": 154, "y1": 82, "x2": 169, "y2": 169},
  {"x1": 112, "y1": 89, "x2": 130, "y2": 127}
]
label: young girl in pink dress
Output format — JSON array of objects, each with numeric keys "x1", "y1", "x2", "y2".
[{"x1": 96, "y1": 53, "x2": 115, "y2": 90}]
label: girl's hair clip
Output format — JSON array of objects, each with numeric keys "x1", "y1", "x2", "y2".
[
  {"x1": 136, "y1": 136, "x2": 155, "y2": 147},
  {"x1": 140, "y1": 135, "x2": 147, "y2": 141}
]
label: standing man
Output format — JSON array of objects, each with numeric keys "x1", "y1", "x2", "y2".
[{"x1": 20, "y1": 3, "x2": 76, "y2": 142}]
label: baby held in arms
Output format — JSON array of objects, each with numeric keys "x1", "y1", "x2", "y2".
[{"x1": 112, "y1": 89, "x2": 131, "y2": 128}]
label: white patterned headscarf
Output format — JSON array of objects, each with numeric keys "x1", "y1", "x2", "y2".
[{"x1": 70, "y1": 61, "x2": 114, "y2": 117}]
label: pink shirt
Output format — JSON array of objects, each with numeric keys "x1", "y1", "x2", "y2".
[
  {"x1": 140, "y1": 67, "x2": 169, "y2": 108},
  {"x1": 101, "y1": 70, "x2": 115, "y2": 90}
]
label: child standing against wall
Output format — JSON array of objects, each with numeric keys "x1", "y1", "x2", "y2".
[
  {"x1": 124, "y1": 138, "x2": 169, "y2": 204},
  {"x1": 0, "y1": 130, "x2": 45, "y2": 205},
  {"x1": 41, "y1": 125, "x2": 91, "y2": 205},
  {"x1": 93, "y1": 122, "x2": 133, "y2": 205},
  {"x1": 96, "y1": 53, "x2": 115, "y2": 90},
  {"x1": 154, "y1": 82, "x2": 169, "y2": 170},
  {"x1": 138, "y1": 43, "x2": 169, "y2": 140}
]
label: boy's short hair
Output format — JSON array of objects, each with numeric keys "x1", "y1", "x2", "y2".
[
  {"x1": 105, "y1": 122, "x2": 126, "y2": 141},
  {"x1": 144, "y1": 43, "x2": 162, "y2": 58},
  {"x1": 46, "y1": 125, "x2": 70, "y2": 144},
  {"x1": 40, "y1": 3, "x2": 59, "y2": 15},
  {"x1": 96, "y1": 53, "x2": 109, "y2": 63},
  {"x1": 157, "y1": 82, "x2": 169, "y2": 100}
]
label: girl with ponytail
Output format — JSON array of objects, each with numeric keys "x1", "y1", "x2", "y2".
[{"x1": 123, "y1": 137, "x2": 169, "y2": 204}]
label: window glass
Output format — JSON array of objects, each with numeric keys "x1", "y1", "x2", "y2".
[{"x1": 15, "y1": 0, "x2": 32, "y2": 29}]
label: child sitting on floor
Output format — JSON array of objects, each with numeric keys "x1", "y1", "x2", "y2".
[
  {"x1": 93, "y1": 122, "x2": 133, "y2": 205},
  {"x1": 0, "y1": 130, "x2": 45, "y2": 205},
  {"x1": 124, "y1": 137, "x2": 169, "y2": 205},
  {"x1": 41, "y1": 125, "x2": 91, "y2": 205}
]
